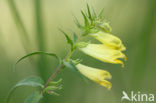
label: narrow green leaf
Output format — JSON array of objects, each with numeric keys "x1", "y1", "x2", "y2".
[
  {"x1": 87, "y1": 4, "x2": 92, "y2": 21},
  {"x1": 14, "y1": 51, "x2": 60, "y2": 71},
  {"x1": 63, "y1": 60, "x2": 87, "y2": 81},
  {"x1": 24, "y1": 91, "x2": 43, "y2": 103},
  {"x1": 6, "y1": 76, "x2": 44, "y2": 103},
  {"x1": 72, "y1": 32, "x2": 78, "y2": 44},
  {"x1": 92, "y1": 8, "x2": 97, "y2": 19},
  {"x1": 59, "y1": 29, "x2": 73, "y2": 49},
  {"x1": 73, "y1": 16, "x2": 83, "y2": 29},
  {"x1": 98, "y1": 8, "x2": 104, "y2": 18},
  {"x1": 81, "y1": 11, "x2": 89, "y2": 27}
]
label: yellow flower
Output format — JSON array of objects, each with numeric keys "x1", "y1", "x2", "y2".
[
  {"x1": 76, "y1": 63, "x2": 112, "y2": 90},
  {"x1": 90, "y1": 31, "x2": 126, "y2": 51},
  {"x1": 80, "y1": 44, "x2": 126, "y2": 67}
]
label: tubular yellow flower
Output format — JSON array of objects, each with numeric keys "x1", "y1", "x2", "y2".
[
  {"x1": 76, "y1": 64, "x2": 112, "y2": 90},
  {"x1": 90, "y1": 31, "x2": 126, "y2": 51},
  {"x1": 80, "y1": 44, "x2": 126, "y2": 67}
]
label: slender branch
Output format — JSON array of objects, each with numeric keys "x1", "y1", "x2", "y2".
[
  {"x1": 41, "y1": 50, "x2": 74, "y2": 93},
  {"x1": 65, "y1": 50, "x2": 74, "y2": 61},
  {"x1": 41, "y1": 64, "x2": 64, "y2": 93}
]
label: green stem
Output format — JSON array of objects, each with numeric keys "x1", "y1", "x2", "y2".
[
  {"x1": 41, "y1": 50, "x2": 75, "y2": 93},
  {"x1": 65, "y1": 50, "x2": 74, "y2": 61},
  {"x1": 41, "y1": 64, "x2": 64, "y2": 93}
]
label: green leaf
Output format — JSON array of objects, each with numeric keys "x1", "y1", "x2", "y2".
[
  {"x1": 73, "y1": 16, "x2": 83, "y2": 29},
  {"x1": 72, "y1": 32, "x2": 78, "y2": 44},
  {"x1": 81, "y1": 11, "x2": 89, "y2": 27},
  {"x1": 6, "y1": 76, "x2": 44, "y2": 103},
  {"x1": 92, "y1": 8, "x2": 97, "y2": 19},
  {"x1": 98, "y1": 8, "x2": 104, "y2": 18},
  {"x1": 59, "y1": 29, "x2": 74, "y2": 49},
  {"x1": 24, "y1": 91, "x2": 43, "y2": 103},
  {"x1": 14, "y1": 51, "x2": 60, "y2": 71},
  {"x1": 81, "y1": 10, "x2": 91, "y2": 36},
  {"x1": 15, "y1": 76, "x2": 44, "y2": 87},
  {"x1": 87, "y1": 4, "x2": 92, "y2": 21},
  {"x1": 63, "y1": 60, "x2": 87, "y2": 81}
]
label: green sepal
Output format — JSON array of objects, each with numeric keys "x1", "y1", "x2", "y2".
[
  {"x1": 44, "y1": 79, "x2": 63, "y2": 96},
  {"x1": 95, "y1": 21, "x2": 112, "y2": 33},
  {"x1": 48, "y1": 78, "x2": 62, "y2": 86},
  {"x1": 71, "y1": 59, "x2": 82, "y2": 65},
  {"x1": 44, "y1": 85, "x2": 62, "y2": 92},
  {"x1": 75, "y1": 42, "x2": 89, "y2": 48},
  {"x1": 44, "y1": 85, "x2": 62, "y2": 96},
  {"x1": 46, "y1": 90, "x2": 60, "y2": 96}
]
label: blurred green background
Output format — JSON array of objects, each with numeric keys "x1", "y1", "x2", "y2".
[{"x1": 0, "y1": 0, "x2": 156, "y2": 103}]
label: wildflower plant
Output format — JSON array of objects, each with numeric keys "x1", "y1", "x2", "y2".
[{"x1": 6, "y1": 4, "x2": 126, "y2": 103}]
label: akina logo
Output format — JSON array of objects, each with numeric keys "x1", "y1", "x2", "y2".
[{"x1": 121, "y1": 91, "x2": 154, "y2": 102}]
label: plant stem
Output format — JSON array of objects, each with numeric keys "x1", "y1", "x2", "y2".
[
  {"x1": 41, "y1": 64, "x2": 64, "y2": 93},
  {"x1": 41, "y1": 50, "x2": 74, "y2": 93},
  {"x1": 65, "y1": 50, "x2": 74, "y2": 61}
]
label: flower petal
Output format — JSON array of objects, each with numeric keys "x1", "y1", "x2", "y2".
[
  {"x1": 80, "y1": 44, "x2": 126, "y2": 66},
  {"x1": 90, "y1": 31, "x2": 126, "y2": 51},
  {"x1": 98, "y1": 80, "x2": 112, "y2": 90},
  {"x1": 76, "y1": 64, "x2": 112, "y2": 89}
]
